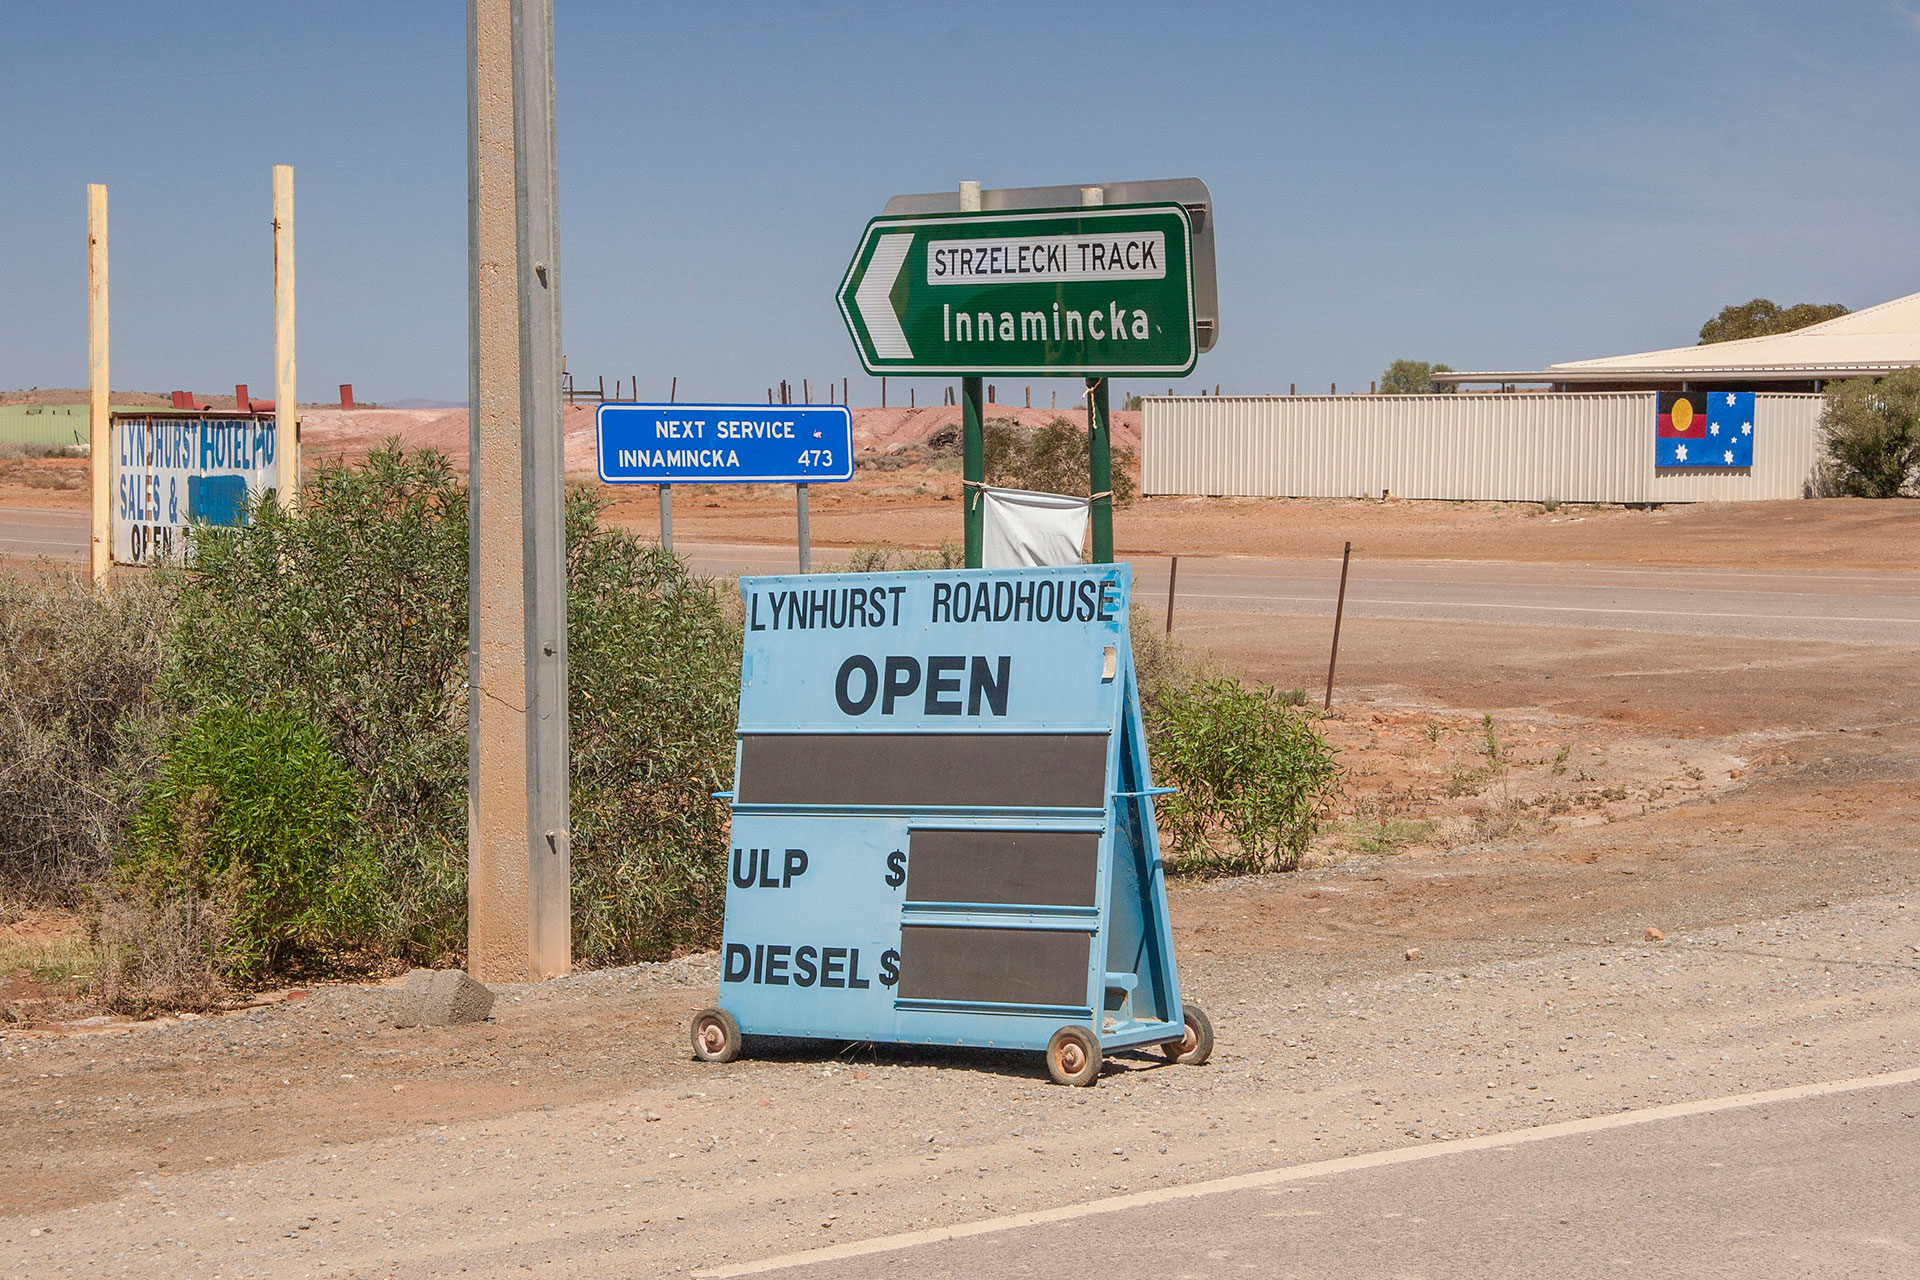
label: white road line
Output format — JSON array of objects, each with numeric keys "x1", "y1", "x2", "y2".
[
  {"x1": 1173, "y1": 592, "x2": 1917, "y2": 625},
  {"x1": 696, "y1": 1066, "x2": 1920, "y2": 1278}
]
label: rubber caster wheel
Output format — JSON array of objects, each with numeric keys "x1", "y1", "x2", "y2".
[
  {"x1": 690, "y1": 1007, "x2": 743, "y2": 1063},
  {"x1": 1159, "y1": 1002, "x2": 1214, "y2": 1066},
  {"x1": 1046, "y1": 1025, "x2": 1102, "y2": 1086}
]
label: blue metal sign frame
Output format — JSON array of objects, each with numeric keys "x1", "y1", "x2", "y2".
[
  {"x1": 701, "y1": 565, "x2": 1201, "y2": 1085},
  {"x1": 595, "y1": 402, "x2": 853, "y2": 484}
]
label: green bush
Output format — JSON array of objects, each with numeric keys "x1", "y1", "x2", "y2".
[
  {"x1": 166, "y1": 445, "x2": 470, "y2": 961},
  {"x1": 112, "y1": 702, "x2": 369, "y2": 985},
  {"x1": 566, "y1": 495, "x2": 742, "y2": 965},
  {"x1": 982, "y1": 416, "x2": 1138, "y2": 502},
  {"x1": 1819, "y1": 368, "x2": 1920, "y2": 498},
  {"x1": 152, "y1": 443, "x2": 744, "y2": 972},
  {"x1": 1147, "y1": 673, "x2": 1343, "y2": 874},
  {"x1": 0, "y1": 570, "x2": 175, "y2": 901},
  {"x1": 1378, "y1": 359, "x2": 1457, "y2": 395}
]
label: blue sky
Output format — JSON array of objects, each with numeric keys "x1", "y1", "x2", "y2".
[{"x1": 5, "y1": 1, "x2": 1918, "y2": 405}]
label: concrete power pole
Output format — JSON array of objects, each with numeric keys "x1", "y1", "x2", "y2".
[
  {"x1": 466, "y1": 0, "x2": 571, "y2": 982},
  {"x1": 88, "y1": 184, "x2": 110, "y2": 585}
]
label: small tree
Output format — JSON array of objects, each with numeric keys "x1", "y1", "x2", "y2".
[
  {"x1": 1699, "y1": 299, "x2": 1848, "y2": 345},
  {"x1": 1818, "y1": 368, "x2": 1920, "y2": 498},
  {"x1": 1378, "y1": 359, "x2": 1456, "y2": 395}
]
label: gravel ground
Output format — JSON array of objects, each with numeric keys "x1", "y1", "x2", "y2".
[
  {"x1": 4, "y1": 526, "x2": 1914, "y2": 1277},
  {"x1": 4, "y1": 882, "x2": 1916, "y2": 1277}
]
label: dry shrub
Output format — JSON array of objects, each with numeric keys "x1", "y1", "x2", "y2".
[
  {"x1": 0, "y1": 570, "x2": 174, "y2": 904},
  {"x1": 92, "y1": 889, "x2": 230, "y2": 1016},
  {"x1": 982, "y1": 416, "x2": 1139, "y2": 502}
]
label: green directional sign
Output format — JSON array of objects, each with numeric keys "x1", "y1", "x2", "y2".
[{"x1": 837, "y1": 203, "x2": 1197, "y2": 377}]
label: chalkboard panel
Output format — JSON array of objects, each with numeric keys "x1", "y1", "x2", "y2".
[
  {"x1": 898, "y1": 925, "x2": 1091, "y2": 1007},
  {"x1": 905, "y1": 830, "x2": 1099, "y2": 907},
  {"x1": 737, "y1": 733, "x2": 1108, "y2": 809}
]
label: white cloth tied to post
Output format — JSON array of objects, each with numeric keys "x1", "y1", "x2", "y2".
[{"x1": 980, "y1": 485, "x2": 1089, "y2": 568}]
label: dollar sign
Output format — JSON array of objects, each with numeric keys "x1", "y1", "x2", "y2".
[
  {"x1": 879, "y1": 949, "x2": 900, "y2": 987},
  {"x1": 884, "y1": 849, "x2": 906, "y2": 888}
]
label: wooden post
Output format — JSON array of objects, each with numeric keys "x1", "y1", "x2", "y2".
[
  {"x1": 272, "y1": 164, "x2": 298, "y2": 508},
  {"x1": 842, "y1": 376, "x2": 848, "y2": 406},
  {"x1": 881, "y1": 376, "x2": 887, "y2": 408},
  {"x1": 1165, "y1": 555, "x2": 1178, "y2": 634},
  {"x1": 1324, "y1": 541, "x2": 1352, "y2": 710},
  {"x1": 87, "y1": 184, "x2": 110, "y2": 585}
]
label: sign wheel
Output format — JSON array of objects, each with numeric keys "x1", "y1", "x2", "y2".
[
  {"x1": 1046, "y1": 1025, "x2": 1102, "y2": 1087},
  {"x1": 691, "y1": 1007, "x2": 743, "y2": 1063},
  {"x1": 1159, "y1": 1002, "x2": 1214, "y2": 1066}
]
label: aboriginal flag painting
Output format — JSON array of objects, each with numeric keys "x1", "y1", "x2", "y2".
[{"x1": 1657, "y1": 391, "x2": 1754, "y2": 467}]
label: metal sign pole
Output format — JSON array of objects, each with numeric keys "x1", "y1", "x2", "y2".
[
  {"x1": 796, "y1": 482, "x2": 810, "y2": 573},
  {"x1": 962, "y1": 377, "x2": 984, "y2": 567},
  {"x1": 660, "y1": 380, "x2": 675, "y2": 552},
  {"x1": 1080, "y1": 185, "x2": 1114, "y2": 564},
  {"x1": 956, "y1": 180, "x2": 985, "y2": 569}
]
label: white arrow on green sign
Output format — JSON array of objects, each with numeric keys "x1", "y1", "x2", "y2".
[{"x1": 836, "y1": 203, "x2": 1197, "y2": 377}]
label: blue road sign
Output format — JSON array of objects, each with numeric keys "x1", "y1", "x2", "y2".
[
  {"x1": 595, "y1": 403, "x2": 854, "y2": 484},
  {"x1": 693, "y1": 564, "x2": 1211, "y2": 1086}
]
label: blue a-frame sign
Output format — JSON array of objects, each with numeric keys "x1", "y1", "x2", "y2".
[{"x1": 692, "y1": 564, "x2": 1212, "y2": 1085}]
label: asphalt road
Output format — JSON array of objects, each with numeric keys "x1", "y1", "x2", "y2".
[
  {"x1": 7, "y1": 507, "x2": 1917, "y2": 644},
  {"x1": 728, "y1": 1073, "x2": 1920, "y2": 1280}
]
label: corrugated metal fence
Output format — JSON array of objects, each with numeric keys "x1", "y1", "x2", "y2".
[
  {"x1": 1142, "y1": 393, "x2": 1824, "y2": 502},
  {"x1": 0, "y1": 404, "x2": 93, "y2": 448}
]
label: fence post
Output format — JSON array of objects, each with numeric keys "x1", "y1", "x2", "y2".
[
  {"x1": 1165, "y1": 555, "x2": 1178, "y2": 633},
  {"x1": 1324, "y1": 541, "x2": 1352, "y2": 710}
]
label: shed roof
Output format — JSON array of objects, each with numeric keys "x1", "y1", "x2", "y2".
[{"x1": 1438, "y1": 289, "x2": 1920, "y2": 385}]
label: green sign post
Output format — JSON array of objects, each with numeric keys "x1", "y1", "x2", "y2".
[{"x1": 837, "y1": 204, "x2": 1199, "y2": 379}]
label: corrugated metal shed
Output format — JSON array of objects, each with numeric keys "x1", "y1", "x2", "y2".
[
  {"x1": 1141, "y1": 393, "x2": 1823, "y2": 503},
  {"x1": 0, "y1": 404, "x2": 92, "y2": 447}
]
